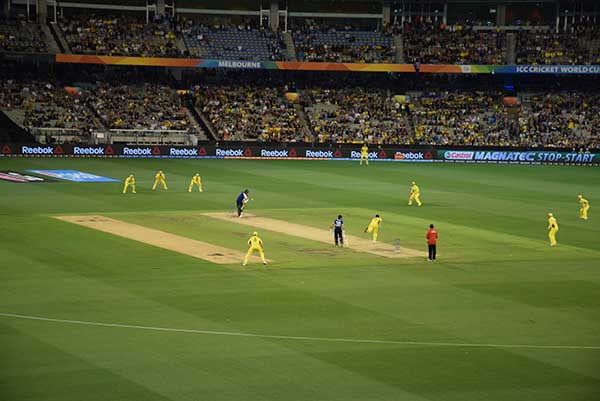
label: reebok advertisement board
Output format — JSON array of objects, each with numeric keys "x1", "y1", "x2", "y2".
[{"x1": 1, "y1": 143, "x2": 598, "y2": 165}]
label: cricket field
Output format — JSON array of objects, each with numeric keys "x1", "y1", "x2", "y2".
[{"x1": 1, "y1": 157, "x2": 599, "y2": 401}]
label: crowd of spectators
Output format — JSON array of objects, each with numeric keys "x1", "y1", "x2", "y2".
[
  {"x1": 403, "y1": 21, "x2": 507, "y2": 64},
  {"x1": 408, "y1": 89, "x2": 599, "y2": 149},
  {"x1": 0, "y1": 18, "x2": 48, "y2": 53},
  {"x1": 195, "y1": 84, "x2": 307, "y2": 142},
  {"x1": 517, "y1": 91, "x2": 600, "y2": 149},
  {"x1": 409, "y1": 91, "x2": 515, "y2": 146},
  {"x1": 0, "y1": 79, "x2": 194, "y2": 135},
  {"x1": 91, "y1": 83, "x2": 191, "y2": 130},
  {"x1": 1, "y1": 71, "x2": 599, "y2": 150},
  {"x1": 60, "y1": 15, "x2": 182, "y2": 57},
  {"x1": 293, "y1": 24, "x2": 396, "y2": 63},
  {"x1": 6, "y1": 13, "x2": 600, "y2": 65},
  {"x1": 516, "y1": 25, "x2": 600, "y2": 65},
  {"x1": 305, "y1": 88, "x2": 410, "y2": 144},
  {"x1": 0, "y1": 80, "x2": 98, "y2": 133}
]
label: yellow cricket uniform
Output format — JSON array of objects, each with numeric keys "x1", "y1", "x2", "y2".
[
  {"x1": 365, "y1": 216, "x2": 383, "y2": 242},
  {"x1": 408, "y1": 182, "x2": 422, "y2": 206},
  {"x1": 548, "y1": 215, "x2": 559, "y2": 246},
  {"x1": 579, "y1": 196, "x2": 589, "y2": 220},
  {"x1": 188, "y1": 174, "x2": 203, "y2": 192},
  {"x1": 122, "y1": 175, "x2": 136, "y2": 194},
  {"x1": 152, "y1": 171, "x2": 167, "y2": 190},
  {"x1": 243, "y1": 233, "x2": 267, "y2": 266},
  {"x1": 360, "y1": 145, "x2": 369, "y2": 165}
]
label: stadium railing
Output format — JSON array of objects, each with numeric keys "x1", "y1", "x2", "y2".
[{"x1": 107, "y1": 129, "x2": 195, "y2": 146}]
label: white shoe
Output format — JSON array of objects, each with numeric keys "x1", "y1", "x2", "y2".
[{"x1": 263, "y1": 261, "x2": 267, "y2": 265}]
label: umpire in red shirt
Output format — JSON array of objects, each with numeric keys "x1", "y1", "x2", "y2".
[{"x1": 426, "y1": 224, "x2": 438, "y2": 261}]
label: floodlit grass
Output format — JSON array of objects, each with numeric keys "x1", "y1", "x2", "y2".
[{"x1": 1, "y1": 158, "x2": 599, "y2": 401}]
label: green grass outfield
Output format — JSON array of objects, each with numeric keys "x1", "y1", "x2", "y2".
[{"x1": 1, "y1": 157, "x2": 599, "y2": 401}]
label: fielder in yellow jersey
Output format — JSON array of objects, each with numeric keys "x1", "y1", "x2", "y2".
[
  {"x1": 360, "y1": 144, "x2": 369, "y2": 165},
  {"x1": 578, "y1": 195, "x2": 589, "y2": 220},
  {"x1": 188, "y1": 173, "x2": 203, "y2": 192},
  {"x1": 122, "y1": 174, "x2": 136, "y2": 194},
  {"x1": 243, "y1": 231, "x2": 267, "y2": 266},
  {"x1": 364, "y1": 214, "x2": 383, "y2": 242},
  {"x1": 408, "y1": 181, "x2": 422, "y2": 206},
  {"x1": 547, "y1": 213, "x2": 559, "y2": 246},
  {"x1": 152, "y1": 170, "x2": 167, "y2": 190}
]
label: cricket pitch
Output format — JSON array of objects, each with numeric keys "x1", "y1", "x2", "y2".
[
  {"x1": 203, "y1": 213, "x2": 425, "y2": 258},
  {"x1": 54, "y1": 215, "x2": 267, "y2": 265}
]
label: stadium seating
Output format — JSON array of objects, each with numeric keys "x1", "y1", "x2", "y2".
[
  {"x1": 403, "y1": 23, "x2": 507, "y2": 65},
  {"x1": 516, "y1": 26, "x2": 600, "y2": 65},
  {"x1": 91, "y1": 83, "x2": 191, "y2": 131},
  {"x1": 293, "y1": 27, "x2": 395, "y2": 63},
  {"x1": 0, "y1": 19, "x2": 48, "y2": 53},
  {"x1": 59, "y1": 16, "x2": 182, "y2": 57},
  {"x1": 517, "y1": 91, "x2": 600, "y2": 149},
  {"x1": 0, "y1": 80, "x2": 199, "y2": 144},
  {"x1": 0, "y1": 81, "x2": 98, "y2": 135},
  {"x1": 183, "y1": 24, "x2": 285, "y2": 61},
  {"x1": 409, "y1": 91, "x2": 514, "y2": 146},
  {"x1": 195, "y1": 84, "x2": 307, "y2": 142},
  {"x1": 305, "y1": 88, "x2": 411, "y2": 144},
  {"x1": 3, "y1": 76, "x2": 598, "y2": 150}
]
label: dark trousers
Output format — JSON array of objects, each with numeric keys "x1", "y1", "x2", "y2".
[
  {"x1": 334, "y1": 228, "x2": 344, "y2": 246},
  {"x1": 428, "y1": 244, "x2": 436, "y2": 260},
  {"x1": 236, "y1": 202, "x2": 243, "y2": 216}
]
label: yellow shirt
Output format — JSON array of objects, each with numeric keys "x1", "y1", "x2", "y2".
[
  {"x1": 125, "y1": 176, "x2": 135, "y2": 184},
  {"x1": 192, "y1": 175, "x2": 201, "y2": 184},
  {"x1": 548, "y1": 217, "x2": 558, "y2": 230},
  {"x1": 155, "y1": 172, "x2": 165, "y2": 180},
  {"x1": 248, "y1": 235, "x2": 263, "y2": 248},
  {"x1": 369, "y1": 217, "x2": 382, "y2": 228},
  {"x1": 411, "y1": 184, "x2": 420, "y2": 195},
  {"x1": 579, "y1": 197, "x2": 589, "y2": 207},
  {"x1": 361, "y1": 145, "x2": 368, "y2": 155}
]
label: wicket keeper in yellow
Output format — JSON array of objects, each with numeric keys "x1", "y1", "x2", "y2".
[
  {"x1": 243, "y1": 231, "x2": 267, "y2": 266},
  {"x1": 547, "y1": 213, "x2": 559, "y2": 246},
  {"x1": 152, "y1": 170, "x2": 168, "y2": 191},
  {"x1": 578, "y1": 195, "x2": 589, "y2": 220},
  {"x1": 360, "y1": 143, "x2": 369, "y2": 165},
  {"x1": 364, "y1": 214, "x2": 383, "y2": 242},
  {"x1": 188, "y1": 173, "x2": 203, "y2": 192},
  {"x1": 408, "y1": 181, "x2": 422, "y2": 206},
  {"x1": 122, "y1": 174, "x2": 136, "y2": 194}
]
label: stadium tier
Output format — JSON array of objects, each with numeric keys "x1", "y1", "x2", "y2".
[
  {"x1": 1, "y1": 72, "x2": 598, "y2": 150},
  {"x1": 2, "y1": 8, "x2": 599, "y2": 65},
  {"x1": 0, "y1": 1, "x2": 598, "y2": 150}
]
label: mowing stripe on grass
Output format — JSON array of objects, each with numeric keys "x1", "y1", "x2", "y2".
[
  {"x1": 53, "y1": 215, "x2": 268, "y2": 265},
  {"x1": 1, "y1": 312, "x2": 598, "y2": 351},
  {"x1": 203, "y1": 212, "x2": 425, "y2": 259}
]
